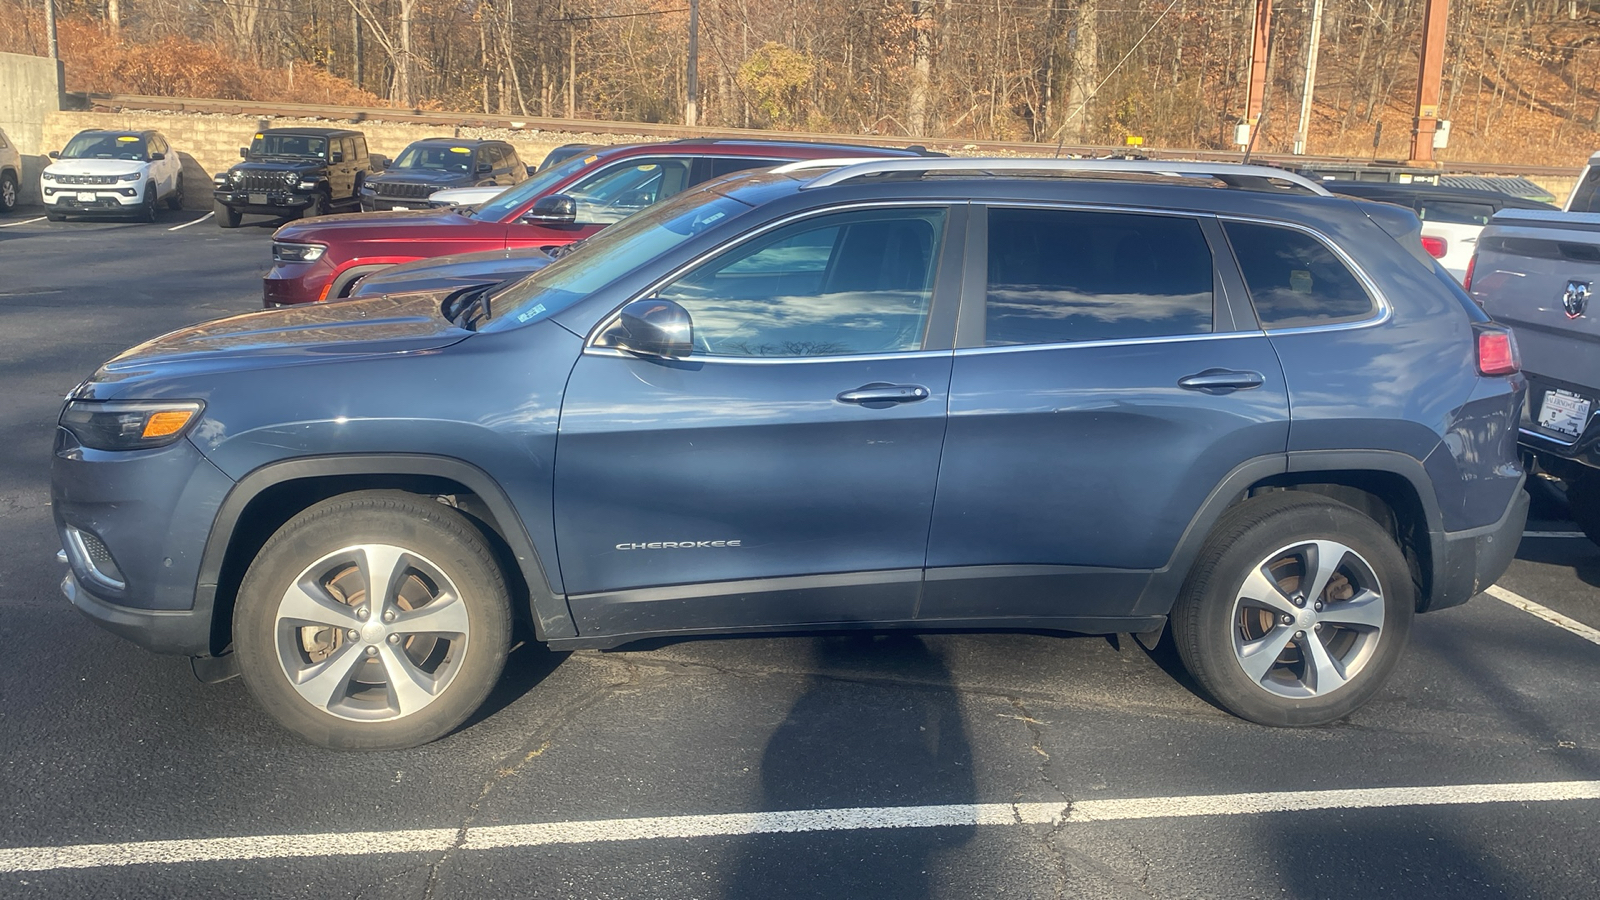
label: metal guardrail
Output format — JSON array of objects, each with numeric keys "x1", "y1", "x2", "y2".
[{"x1": 80, "y1": 92, "x2": 1584, "y2": 179}]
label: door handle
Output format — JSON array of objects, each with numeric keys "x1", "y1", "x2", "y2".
[
  {"x1": 837, "y1": 383, "x2": 931, "y2": 405},
  {"x1": 1178, "y1": 369, "x2": 1265, "y2": 393}
]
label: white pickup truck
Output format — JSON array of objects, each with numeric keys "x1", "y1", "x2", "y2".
[{"x1": 1469, "y1": 152, "x2": 1600, "y2": 539}]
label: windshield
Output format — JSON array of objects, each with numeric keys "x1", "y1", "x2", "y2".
[
  {"x1": 250, "y1": 133, "x2": 328, "y2": 159},
  {"x1": 472, "y1": 153, "x2": 592, "y2": 222},
  {"x1": 393, "y1": 143, "x2": 475, "y2": 174},
  {"x1": 61, "y1": 133, "x2": 148, "y2": 161},
  {"x1": 483, "y1": 192, "x2": 751, "y2": 330}
]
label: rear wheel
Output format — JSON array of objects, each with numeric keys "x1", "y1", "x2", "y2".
[
  {"x1": 1171, "y1": 492, "x2": 1413, "y2": 726},
  {"x1": 215, "y1": 200, "x2": 242, "y2": 228},
  {"x1": 233, "y1": 492, "x2": 512, "y2": 749},
  {"x1": 165, "y1": 176, "x2": 184, "y2": 210}
]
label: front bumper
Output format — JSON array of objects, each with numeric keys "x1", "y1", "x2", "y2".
[
  {"x1": 43, "y1": 184, "x2": 143, "y2": 211},
  {"x1": 52, "y1": 432, "x2": 235, "y2": 654},
  {"x1": 263, "y1": 257, "x2": 338, "y2": 306},
  {"x1": 1425, "y1": 481, "x2": 1529, "y2": 613},
  {"x1": 214, "y1": 188, "x2": 316, "y2": 213}
]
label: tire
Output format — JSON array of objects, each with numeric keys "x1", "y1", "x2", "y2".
[
  {"x1": 300, "y1": 191, "x2": 329, "y2": 219},
  {"x1": 233, "y1": 491, "x2": 512, "y2": 750},
  {"x1": 0, "y1": 172, "x2": 16, "y2": 214},
  {"x1": 46, "y1": 209, "x2": 65, "y2": 222},
  {"x1": 1170, "y1": 492, "x2": 1413, "y2": 727},
  {"x1": 138, "y1": 182, "x2": 159, "y2": 222},
  {"x1": 215, "y1": 200, "x2": 242, "y2": 228},
  {"x1": 165, "y1": 176, "x2": 184, "y2": 210},
  {"x1": 1564, "y1": 470, "x2": 1600, "y2": 547}
]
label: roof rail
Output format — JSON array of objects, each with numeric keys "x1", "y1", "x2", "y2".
[{"x1": 769, "y1": 157, "x2": 1332, "y2": 196}]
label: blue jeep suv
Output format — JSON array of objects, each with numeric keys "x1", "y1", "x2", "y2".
[{"x1": 52, "y1": 158, "x2": 1528, "y2": 748}]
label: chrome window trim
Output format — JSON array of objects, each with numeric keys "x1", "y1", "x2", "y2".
[
  {"x1": 582, "y1": 346, "x2": 956, "y2": 365},
  {"x1": 952, "y1": 329, "x2": 1265, "y2": 358},
  {"x1": 1215, "y1": 213, "x2": 1393, "y2": 335},
  {"x1": 583, "y1": 200, "x2": 962, "y2": 357}
]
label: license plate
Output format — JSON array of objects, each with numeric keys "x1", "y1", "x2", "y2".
[
  {"x1": 249, "y1": 193, "x2": 268, "y2": 206},
  {"x1": 76, "y1": 191, "x2": 96, "y2": 202},
  {"x1": 1538, "y1": 388, "x2": 1592, "y2": 438}
]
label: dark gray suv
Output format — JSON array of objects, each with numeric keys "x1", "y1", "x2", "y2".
[{"x1": 52, "y1": 158, "x2": 1528, "y2": 749}]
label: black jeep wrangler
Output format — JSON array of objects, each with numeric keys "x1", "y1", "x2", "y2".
[{"x1": 212, "y1": 127, "x2": 386, "y2": 228}]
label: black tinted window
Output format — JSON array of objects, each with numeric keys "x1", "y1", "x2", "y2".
[
  {"x1": 709, "y1": 157, "x2": 779, "y2": 178},
  {"x1": 1418, "y1": 200, "x2": 1494, "y2": 226},
  {"x1": 1224, "y1": 221, "x2": 1375, "y2": 329},
  {"x1": 659, "y1": 207, "x2": 946, "y2": 357},
  {"x1": 984, "y1": 208, "x2": 1213, "y2": 346}
]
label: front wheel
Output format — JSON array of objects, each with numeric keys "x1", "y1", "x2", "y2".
[
  {"x1": 166, "y1": 177, "x2": 184, "y2": 210},
  {"x1": 0, "y1": 172, "x2": 17, "y2": 214},
  {"x1": 215, "y1": 200, "x2": 242, "y2": 228},
  {"x1": 233, "y1": 492, "x2": 512, "y2": 749},
  {"x1": 1170, "y1": 492, "x2": 1413, "y2": 726},
  {"x1": 300, "y1": 191, "x2": 329, "y2": 219},
  {"x1": 137, "y1": 182, "x2": 159, "y2": 222}
]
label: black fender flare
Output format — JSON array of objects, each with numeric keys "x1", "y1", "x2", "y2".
[
  {"x1": 1134, "y1": 449, "x2": 1445, "y2": 617},
  {"x1": 195, "y1": 454, "x2": 574, "y2": 653}
]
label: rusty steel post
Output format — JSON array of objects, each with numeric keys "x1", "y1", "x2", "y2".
[
  {"x1": 1411, "y1": 0, "x2": 1450, "y2": 162},
  {"x1": 1242, "y1": 0, "x2": 1272, "y2": 143}
]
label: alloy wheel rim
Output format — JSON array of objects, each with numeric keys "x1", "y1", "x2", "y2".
[
  {"x1": 1230, "y1": 539, "x2": 1385, "y2": 699},
  {"x1": 2, "y1": 179, "x2": 14, "y2": 207},
  {"x1": 273, "y1": 543, "x2": 470, "y2": 722}
]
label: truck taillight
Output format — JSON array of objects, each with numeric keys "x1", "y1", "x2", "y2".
[
  {"x1": 1476, "y1": 327, "x2": 1519, "y2": 376},
  {"x1": 1421, "y1": 235, "x2": 1448, "y2": 258},
  {"x1": 1463, "y1": 254, "x2": 1476, "y2": 291}
]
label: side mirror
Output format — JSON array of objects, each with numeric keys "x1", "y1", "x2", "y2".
[
  {"x1": 331, "y1": 151, "x2": 345, "y2": 163},
  {"x1": 370, "y1": 154, "x2": 389, "y2": 170},
  {"x1": 239, "y1": 147, "x2": 249, "y2": 159},
  {"x1": 477, "y1": 162, "x2": 493, "y2": 174},
  {"x1": 48, "y1": 150, "x2": 59, "y2": 159},
  {"x1": 520, "y1": 193, "x2": 578, "y2": 226},
  {"x1": 604, "y1": 299, "x2": 693, "y2": 359},
  {"x1": 149, "y1": 152, "x2": 165, "y2": 161}
]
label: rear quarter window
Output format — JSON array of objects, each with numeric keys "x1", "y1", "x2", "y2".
[{"x1": 1222, "y1": 220, "x2": 1377, "y2": 330}]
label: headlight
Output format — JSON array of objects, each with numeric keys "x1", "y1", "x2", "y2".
[
  {"x1": 41, "y1": 171, "x2": 56, "y2": 182},
  {"x1": 59, "y1": 400, "x2": 203, "y2": 451},
  {"x1": 213, "y1": 172, "x2": 230, "y2": 185},
  {"x1": 272, "y1": 241, "x2": 327, "y2": 262},
  {"x1": 118, "y1": 172, "x2": 142, "y2": 182},
  {"x1": 283, "y1": 171, "x2": 300, "y2": 184}
]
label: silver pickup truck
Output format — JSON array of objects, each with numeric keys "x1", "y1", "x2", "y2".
[{"x1": 1470, "y1": 189, "x2": 1600, "y2": 539}]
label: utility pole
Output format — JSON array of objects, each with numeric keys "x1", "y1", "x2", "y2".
[
  {"x1": 685, "y1": 0, "x2": 699, "y2": 127},
  {"x1": 567, "y1": 24, "x2": 576, "y2": 118},
  {"x1": 352, "y1": 6, "x2": 363, "y2": 91},
  {"x1": 1238, "y1": 0, "x2": 1271, "y2": 148},
  {"x1": 1293, "y1": 0, "x2": 1325, "y2": 155},
  {"x1": 1410, "y1": 0, "x2": 1449, "y2": 162},
  {"x1": 44, "y1": 0, "x2": 59, "y2": 60}
]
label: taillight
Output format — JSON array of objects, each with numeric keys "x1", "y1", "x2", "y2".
[
  {"x1": 1463, "y1": 254, "x2": 1476, "y2": 291},
  {"x1": 1421, "y1": 235, "x2": 1448, "y2": 258},
  {"x1": 1476, "y1": 327, "x2": 1519, "y2": 376}
]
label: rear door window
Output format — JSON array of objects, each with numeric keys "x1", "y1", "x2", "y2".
[
  {"x1": 1222, "y1": 221, "x2": 1377, "y2": 329},
  {"x1": 982, "y1": 207, "x2": 1214, "y2": 346}
]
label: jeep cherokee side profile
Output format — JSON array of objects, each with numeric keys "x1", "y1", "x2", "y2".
[{"x1": 52, "y1": 159, "x2": 1527, "y2": 749}]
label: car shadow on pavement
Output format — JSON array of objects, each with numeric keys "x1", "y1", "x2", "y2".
[
  {"x1": 456, "y1": 640, "x2": 570, "y2": 733},
  {"x1": 1512, "y1": 538, "x2": 1600, "y2": 591},
  {"x1": 1269, "y1": 817, "x2": 1519, "y2": 899},
  {"x1": 725, "y1": 633, "x2": 977, "y2": 898}
]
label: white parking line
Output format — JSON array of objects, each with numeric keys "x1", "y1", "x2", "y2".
[
  {"x1": 167, "y1": 211, "x2": 214, "y2": 231},
  {"x1": 1523, "y1": 531, "x2": 1589, "y2": 539},
  {"x1": 3, "y1": 780, "x2": 1598, "y2": 873},
  {"x1": 1485, "y1": 585, "x2": 1600, "y2": 646},
  {"x1": 0, "y1": 215, "x2": 46, "y2": 228}
]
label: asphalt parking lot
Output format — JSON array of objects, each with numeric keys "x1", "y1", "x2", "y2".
[{"x1": 1, "y1": 209, "x2": 1598, "y2": 899}]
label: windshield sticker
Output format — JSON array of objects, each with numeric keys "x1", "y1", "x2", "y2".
[
  {"x1": 517, "y1": 303, "x2": 548, "y2": 323},
  {"x1": 451, "y1": 147, "x2": 471, "y2": 154},
  {"x1": 584, "y1": 155, "x2": 600, "y2": 164},
  {"x1": 117, "y1": 136, "x2": 139, "y2": 142},
  {"x1": 255, "y1": 133, "x2": 264, "y2": 139},
  {"x1": 638, "y1": 164, "x2": 658, "y2": 171}
]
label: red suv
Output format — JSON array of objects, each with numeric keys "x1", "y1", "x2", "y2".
[{"x1": 262, "y1": 139, "x2": 938, "y2": 306}]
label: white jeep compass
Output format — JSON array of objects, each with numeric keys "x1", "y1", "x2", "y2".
[{"x1": 42, "y1": 129, "x2": 184, "y2": 222}]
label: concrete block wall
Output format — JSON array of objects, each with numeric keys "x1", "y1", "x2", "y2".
[
  {"x1": 0, "y1": 52, "x2": 65, "y2": 203},
  {"x1": 40, "y1": 110, "x2": 649, "y2": 209}
]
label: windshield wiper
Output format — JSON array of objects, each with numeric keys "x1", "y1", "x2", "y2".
[{"x1": 445, "y1": 284, "x2": 494, "y2": 330}]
